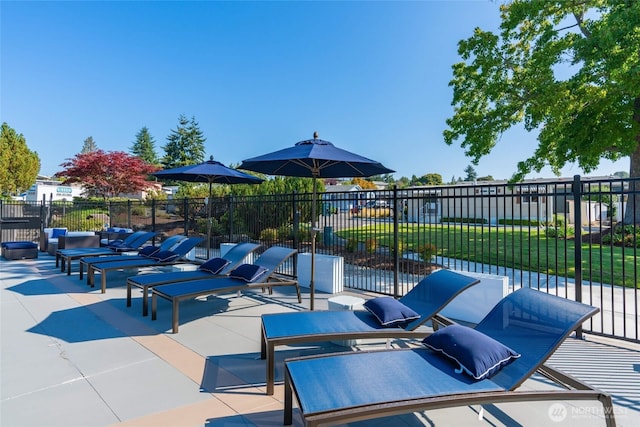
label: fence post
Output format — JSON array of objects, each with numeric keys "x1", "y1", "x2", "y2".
[
  {"x1": 393, "y1": 185, "x2": 400, "y2": 298},
  {"x1": 572, "y1": 175, "x2": 584, "y2": 339}
]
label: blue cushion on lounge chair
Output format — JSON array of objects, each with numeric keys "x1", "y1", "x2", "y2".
[
  {"x1": 229, "y1": 263, "x2": 268, "y2": 282},
  {"x1": 199, "y1": 257, "x2": 231, "y2": 274},
  {"x1": 138, "y1": 246, "x2": 160, "y2": 257},
  {"x1": 51, "y1": 228, "x2": 67, "y2": 238},
  {"x1": 363, "y1": 297, "x2": 420, "y2": 327},
  {"x1": 422, "y1": 324, "x2": 520, "y2": 380},
  {"x1": 151, "y1": 250, "x2": 179, "y2": 262}
]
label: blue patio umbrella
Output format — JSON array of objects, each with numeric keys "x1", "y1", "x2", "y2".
[
  {"x1": 240, "y1": 132, "x2": 394, "y2": 310},
  {"x1": 153, "y1": 156, "x2": 263, "y2": 257}
]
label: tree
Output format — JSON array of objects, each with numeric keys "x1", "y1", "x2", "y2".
[
  {"x1": 81, "y1": 136, "x2": 98, "y2": 153},
  {"x1": 0, "y1": 123, "x2": 40, "y2": 197},
  {"x1": 162, "y1": 114, "x2": 206, "y2": 169},
  {"x1": 464, "y1": 165, "x2": 478, "y2": 182},
  {"x1": 477, "y1": 175, "x2": 495, "y2": 181},
  {"x1": 55, "y1": 150, "x2": 159, "y2": 199},
  {"x1": 351, "y1": 177, "x2": 377, "y2": 189},
  {"x1": 443, "y1": 0, "x2": 640, "y2": 223},
  {"x1": 131, "y1": 126, "x2": 159, "y2": 165}
]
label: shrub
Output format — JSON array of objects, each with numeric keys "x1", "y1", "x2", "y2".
[
  {"x1": 389, "y1": 239, "x2": 405, "y2": 257},
  {"x1": 277, "y1": 224, "x2": 293, "y2": 240},
  {"x1": 365, "y1": 238, "x2": 378, "y2": 254},
  {"x1": 345, "y1": 238, "x2": 358, "y2": 253},
  {"x1": 259, "y1": 228, "x2": 278, "y2": 241},
  {"x1": 417, "y1": 243, "x2": 437, "y2": 261},
  {"x1": 544, "y1": 225, "x2": 574, "y2": 239}
]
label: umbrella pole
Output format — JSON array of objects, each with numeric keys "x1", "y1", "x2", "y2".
[
  {"x1": 207, "y1": 181, "x2": 212, "y2": 259},
  {"x1": 310, "y1": 176, "x2": 318, "y2": 311}
]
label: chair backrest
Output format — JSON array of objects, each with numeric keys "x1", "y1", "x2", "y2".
[
  {"x1": 157, "y1": 235, "x2": 187, "y2": 251},
  {"x1": 217, "y1": 242, "x2": 262, "y2": 274},
  {"x1": 475, "y1": 288, "x2": 599, "y2": 390},
  {"x1": 166, "y1": 237, "x2": 203, "y2": 258},
  {"x1": 117, "y1": 231, "x2": 157, "y2": 248},
  {"x1": 250, "y1": 246, "x2": 298, "y2": 283},
  {"x1": 399, "y1": 269, "x2": 481, "y2": 331}
]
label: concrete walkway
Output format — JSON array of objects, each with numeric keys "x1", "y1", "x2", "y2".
[{"x1": 1, "y1": 253, "x2": 639, "y2": 427}]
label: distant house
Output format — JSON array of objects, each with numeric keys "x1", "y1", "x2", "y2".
[
  {"x1": 405, "y1": 176, "x2": 626, "y2": 226},
  {"x1": 322, "y1": 184, "x2": 375, "y2": 212}
]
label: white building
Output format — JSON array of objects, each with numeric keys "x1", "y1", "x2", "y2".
[{"x1": 25, "y1": 178, "x2": 84, "y2": 202}]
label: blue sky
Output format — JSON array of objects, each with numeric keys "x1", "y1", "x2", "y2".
[{"x1": 1, "y1": 0, "x2": 629, "y2": 181}]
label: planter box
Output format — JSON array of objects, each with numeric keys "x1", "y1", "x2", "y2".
[
  {"x1": 439, "y1": 270, "x2": 510, "y2": 324},
  {"x1": 298, "y1": 253, "x2": 344, "y2": 294}
]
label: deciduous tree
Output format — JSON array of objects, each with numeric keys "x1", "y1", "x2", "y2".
[
  {"x1": 0, "y1": 123, "x2": 40, "y2": 198},
  {"x1": 444, "y1": 0, "x2": 640, "y2": 223},
  {"x1": 55, "y1": 150, "x2": 159, "y2": 199}
]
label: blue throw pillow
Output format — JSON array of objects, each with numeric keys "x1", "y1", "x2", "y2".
[
  {"x1": 51, "y1": 228, "x2": 67, "y2": 238},
  {"x1": 363, "y1": 297, "x2": 420, "y2": 327},
  {"x1": 229, "y1": 264, "x2": 268, "y2": 282},
  {"x1": 422, "y1": 324, "x2": 521, "y2": 380},
  {"x1": 151, "y1": 250, "x2": 179, "y2": 262},
  {"x1": 199, "y1": 257, "x2": 231, "y2": 274},
  {"x1": 138, "y1": 246, "x2": 160, "y2": 258}
]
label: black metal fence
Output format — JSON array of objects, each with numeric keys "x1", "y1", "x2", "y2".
[{"x1": 1, "y1": 175, "x2": 638, "y2": 342}]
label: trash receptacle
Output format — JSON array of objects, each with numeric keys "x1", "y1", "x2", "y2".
[{"x1": 323, "y1": 226, "x2": 333, "y2": 246}]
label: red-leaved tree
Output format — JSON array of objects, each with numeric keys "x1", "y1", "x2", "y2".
[{"x1": 55, "y1": 150, "x2": 160, "y2": 199}]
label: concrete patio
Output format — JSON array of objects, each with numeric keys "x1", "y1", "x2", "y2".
[{"x1": 1, "y1": 252, "x2": 639, "y2": 427}]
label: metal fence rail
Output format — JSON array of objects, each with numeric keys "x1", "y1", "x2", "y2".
[{"x1": 1, "y1": 175, "x2": 637, "y2": 342}]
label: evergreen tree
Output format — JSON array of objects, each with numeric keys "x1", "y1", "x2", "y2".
[
  {"x1": 162, "y1": 114, "x2": 206, "y2": 169},
  {"x1": 131, "y1": 126, "x2": 159, "y2": 165},
  {"x1": 81, "y1": 136, "x2": 98, "y2": 153},
  {"x1": 464, "y1": 165, "x2": 478, "y2": 182},
  {"x1": 0, "y1": 122, "x2": 40, "y2": 197}
]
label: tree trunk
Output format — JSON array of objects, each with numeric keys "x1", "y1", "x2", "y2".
[{"x1": 623, "y1": 96, "x2": 640, "y2": 224}]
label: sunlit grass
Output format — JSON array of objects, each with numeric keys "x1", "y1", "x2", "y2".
[{"x1": 338, "y1": 223, "x2": 638, "y2": 288}]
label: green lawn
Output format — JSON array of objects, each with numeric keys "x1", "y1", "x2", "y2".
[{"x1": 338, "y1": 223, "x2": 638, "y2": 288}]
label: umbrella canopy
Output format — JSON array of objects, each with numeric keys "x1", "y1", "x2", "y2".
[
  {"x1": 240, "y1": 133, "x2": 394, "y2": 310},
  {"x1": 153, "y1": 156, "x2": 263, "y2": 257},
  {"x1": 153, "y1": 156, "x2": 264, "y2": 185},
  {"x1": 239, "y1": 133, "x2": 393, "y2": 179}
]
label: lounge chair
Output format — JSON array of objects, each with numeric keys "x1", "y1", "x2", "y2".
[
  {"x1": 56, "y1": 231, "x2": 157, "y2": 275},
  {"x1": 126, "y1": 242, "x2": 263, "y2": 316},
  {"x1": 260, "y1": 269, "x2": 480, "y2": 395},
  {"x1": 87, "y1": 237, "x2": 203, "y2": 293},
  {"x1": 78, "y1": 234, "x2": 187, "y2": 281},
  {"x1": 151, "y1": 246, "x2": 300, "y2": 333},
  {"x1": 283, "y1": 288, "x2": 615, "y2": 427}
]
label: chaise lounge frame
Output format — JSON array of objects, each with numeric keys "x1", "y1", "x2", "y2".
[
  {"x1": 260, "y1": 269, "x2": 480, "y2": 395},
  {"x1": 126, "y1": 242, "x2": 262, "y2": 316},
  {"x1": 283, "y1": 288, "x2": 615, "y2": 427},
  {"x1": 151, "y1": 246, "x2": 300, "y2": 333}
]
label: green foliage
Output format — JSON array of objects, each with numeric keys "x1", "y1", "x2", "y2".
[
  {"x1": 345, "y1": 238, "x2": 358, "y2": 253},
  {"x1": 51, "y1": 216, "x2": 104, "y2": 231},
  {"x1": 441, "y1": 217, "x2": 489, "y2": 224},
  {"x1": 365, "y1": 238, "x2": 378, "y2": 254},
  {"x1": 544, "y1": 225, "x2": 575, "y2": 239},
  {"x1": 131, "y1": 126, "x2": 159, "y2": 165},
  {"x1": 161, "y1": 114, "x2": 206, "y2": 170},
  {"x1": 0, "y1": 122, "x2": 40, "y2": 196},
  {"x1": 498, "y1": 218, "x2": 540, "y2": 226},
  {"x1": 417, "y1": 243, "x2": 437, "y2": 261},
  {"x1": 444, "y1": 0, "x2": 640, "y2": 186},
  {"x1": 81, "y1": 136, "x2": 98, "y2": 154},
  {"x1": 602, "y1": 224, "x2": 640, "y2": 248},
  {"x1": 463, "y1": 165, "x2": 477, "y2": 182},
  {"x1": 259, "y1": 227, "x2": 278, "y2": 241}
]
